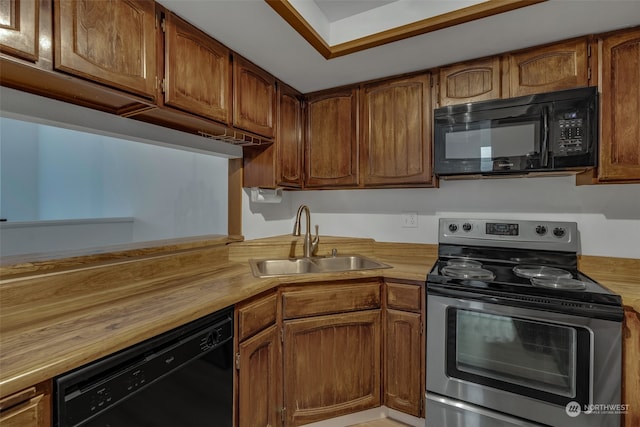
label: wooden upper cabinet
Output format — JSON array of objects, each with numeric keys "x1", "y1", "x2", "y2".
[
  {"x1": 277, "y1": 83, "x2": 304, "y2": 187},
  {"x1": 361, "y1": 74, "x2": 434, "y2": 187},
  {"x1": 505, "y1": 38, "x2": 590, "y2": 97},
  {"x1": 305, "y1": 87, "x2": 359, "y2": 188},
  {"x1": 54, "y1": 0, "x2": 156, "y2": 98},
  {"x1": 241, "y1": 82, "x2": 302, "y2": 188},
  {"x1": 439, "y1": 57, "x2": 501, "y2": 106},
  {"x1": 163, "y1": 12, "x2": 232, "y2": 124},
  {"x1": 233, "y1": 55, "x2": 276, "y2": 138},
  {"x1": 598, "y1": 28, "x2": 640, "y2": 182},
  {"x1": 0, "y1": 0, "x2": 39, "y2": 62}
]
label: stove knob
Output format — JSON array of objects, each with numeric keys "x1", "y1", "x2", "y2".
[
  {"x1": 448, "y1": 224, "x2": 458, "y2": 233},
  {"x1": 553, "y1": 227, "x2": 566, "y2": 238},
  {"x1": 535, "y1": 225, "x2": 547, "y2": 235},
  {"x1": 462, "y1": 223, "x2": 472, "y2": 232}
]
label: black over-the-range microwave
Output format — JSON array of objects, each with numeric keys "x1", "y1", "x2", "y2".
[{"x1": 433, "y1": 86, "x2": 598, "y2": 177}]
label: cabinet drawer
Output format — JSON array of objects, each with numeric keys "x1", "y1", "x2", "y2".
[
  {"x1": 386, "y1": 282, "x2": 422, "y2": 312},
  {"x1": 282, "y1": 280, "x2": 381, "y2": 320},
  {"x1": 236, "y1": 292, "x2": 277, "y2": 341}
]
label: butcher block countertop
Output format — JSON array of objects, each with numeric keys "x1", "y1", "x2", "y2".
[{"x1": 0, "y1": 234, "x2": 637, "y2": 399}]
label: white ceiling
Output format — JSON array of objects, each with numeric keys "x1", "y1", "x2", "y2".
[
  {"x1": 155, "y1": 0, "x2": 640, "y2": 94},
  {"x1": 313, "y1": 0, "x2": 399, "y2": 22}
]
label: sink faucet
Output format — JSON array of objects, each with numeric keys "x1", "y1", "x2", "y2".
[{"x1": 293, "y1": 204, "x2": 319, "y2": 257}]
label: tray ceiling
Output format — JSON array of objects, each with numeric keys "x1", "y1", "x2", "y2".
[{"x1": 268, "y1": 0, "x2": 545, "y2": 58}]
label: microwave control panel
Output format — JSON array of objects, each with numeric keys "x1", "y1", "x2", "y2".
[{"x1": 554, "y1": 111, "x2": 588, "y2": 155}]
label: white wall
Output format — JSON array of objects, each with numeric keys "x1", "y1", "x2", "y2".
[
  {"x1": 242, "y1": 176, "x2": 640, "y2": 259},
  {"x1": 0, "y1": 118, "x2": 229, "y2": 256}
]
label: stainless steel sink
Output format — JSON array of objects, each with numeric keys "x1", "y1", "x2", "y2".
[{"x1": 249, "y1": 255, "x2": 391, "y2": 278}]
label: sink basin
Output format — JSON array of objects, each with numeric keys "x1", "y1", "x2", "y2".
[
  {"x1": 311, "y1": 255, "x2": 388, "y2": 271},
  {"x1": 250, "y1": 258, "x2": 318, "y2": 277},
  {"x1": 249, "y1": 255, "x2": 391, "y2": 278}
]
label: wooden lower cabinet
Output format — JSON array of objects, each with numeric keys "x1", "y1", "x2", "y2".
[
  {"x1": 0, "y1": 382, "x2": 51, "y2": 427},
  {"x1": 283, "y1": 310, "x2": 382, "y2": 427},
  {"x1": 237, "y1": 324, "x2": 281, "y2": 427},
  {"x1": 235, "y1": 291, "x2": 281, "y2": 427},
  {"x1": 384, "y1": 281, "x2": 424, "y2": 417}
]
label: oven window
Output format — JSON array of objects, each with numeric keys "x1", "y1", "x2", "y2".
[{"x1": 447, "y1": 309, "x2": 590, "y2": 406}]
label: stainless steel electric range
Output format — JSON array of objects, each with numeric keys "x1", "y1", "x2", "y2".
[{"x1": 426, "y1": 218, "x2": 624, "y2": 427}]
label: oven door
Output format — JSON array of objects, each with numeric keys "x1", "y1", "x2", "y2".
[{"x1": 426, "y1": 292, "x2": 622, "y2": 427}]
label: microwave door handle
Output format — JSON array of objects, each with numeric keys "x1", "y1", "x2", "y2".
[{"x1": 541, "y1": 107, "x2": 549, "y2": 167}]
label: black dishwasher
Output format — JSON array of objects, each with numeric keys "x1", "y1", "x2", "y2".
[{"x1": 54, "y1": 307, "x2": 233, "y2": 427}]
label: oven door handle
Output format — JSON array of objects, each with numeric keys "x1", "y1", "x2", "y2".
[{"x1": 427, "y1": 284, "x2": 624, "y2": 322}]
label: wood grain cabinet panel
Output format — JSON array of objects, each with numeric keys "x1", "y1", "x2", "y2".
[
  {"x1": 505, "y1": 38, "x2": 590, "y2": 97},
  {"x1": 598, "y1": 28, "x2": 640, "y2": 182},
  {"x1": 236, "y1": 292, "x2": 281, "y2": 427},
  {"x1": 305, "y1": 87, "x2": 359, "y2": 188},
  {"x1": 233, "y1": 55, "x2": 276, "y2": 138},
  {"x1": 283, "y1": 310, "x2": 381, "y2": 427},
  {"x1": 282, "y1": 280, "x2": 381, "y2": 319},
  {"x1": 439, "y1": 57, "x2": 501, "y2": 106},
  {"x1": 163, "y1": 12, "x2": 232, "y2": 124},
  {"x1": 0, "y1": 0, "x2": 39, "y2": 61},
  {"x1": 386, "y1": 281, "x2": 422, "y2": 312},
  {"x1": 241, "y1": 82, "x2": 303, "y2": 188},
  {"x1": 237, "y1": 324, "x2": 281, "y2": 427},
  {"x1": 54, "y1": 0, "x2": 156, "y2": 98},
  {"x1": 383, "y1": 281, "x2": 424, "y2": 417},
  {"x1": 384, "y1": 309, "x2": 422, "y2": 417},
  {"x1": 0, "y1": 382, "x2": 51, "y2": 427},
  {"x1": 236, "y1": 291, "x2": 277, "y2": 342},
  {"x1": 361, "y1": 74, "x2": 434, "y2": 187},
  {"x1": 277, "y1": 83, "x2": 304, "y2": 186}
]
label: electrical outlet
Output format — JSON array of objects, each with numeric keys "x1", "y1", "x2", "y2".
[{"x1": 401, "y1": 212, "x2": 418, "y2": 228}]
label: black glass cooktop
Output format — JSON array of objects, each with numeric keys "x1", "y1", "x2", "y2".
[{"x1": 427, "y1": 245, "x2": 622, "y2": 307}]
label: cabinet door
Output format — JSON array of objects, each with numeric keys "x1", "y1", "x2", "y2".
[
  {"x1": 277, "y1": 83, "x2": 304, "y2": 187},
  {"x1": 0, "y1": 383, "x2": 51, "y2": 427},
  {"x1": 439, "y1": 57, "x2": 501, "y2": 106},
  {"x1": 163, "y1": 12, "x2": 232, "y2": 124},
  {"x1": 233, "y1": 56, "x2": 276, "y2": 138},
  {"x1": 598, "y1": 28, "x2": 640, "y2": 182},
  {"x1": 236, "y1": 291, "x2": 277, "y2": 342},
  {"x1": 283, "y1": 310, "x2": 381, "y2": 427},
  {"x1": 361, "y1": 74, "x2": 434, "y2": 187},
  {"x1": 54, "y1": 0, "x2": 156, "y2": 98},
  {"x1": 305, "y1": 88, "x2": 359, "y2": 188},
  {"x1": 237, "y1": 324, "x2": 281, "y2": 427},
  {"x1": 506, "y1": 38, "x2": 590, "y2": 97},
  {"x1": 384, "y1": 309, "x2": 423, "y2": 417},
  {"x1": 0, "y1": 0, "x2": 39, "y2": 61}
]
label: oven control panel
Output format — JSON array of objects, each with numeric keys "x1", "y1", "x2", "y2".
[{"x1": 440, "y1": 218, "x2": 578, "y2": 252}]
